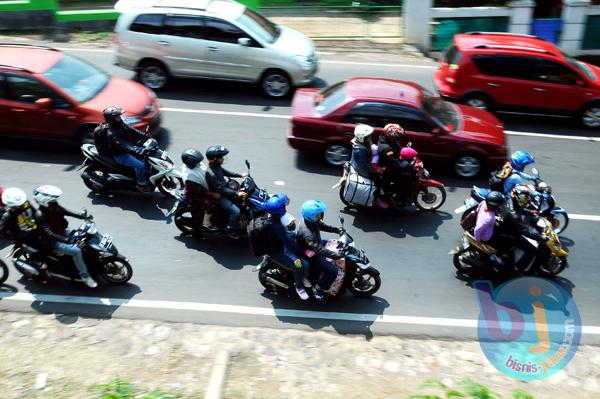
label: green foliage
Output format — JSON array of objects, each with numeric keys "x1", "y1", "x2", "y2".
[
  {"x1": 90, "y1": 379, "x2": 180, "y2": 399},
  {"x1": 458, "y1": 380, "x2": 496, "y2": 399},
  {"x1": 409, "y1": 379, "x2": 535, "y2": 399},
  {"x1": 513, "y1": 390, "x2": 535, "y2": 399}
]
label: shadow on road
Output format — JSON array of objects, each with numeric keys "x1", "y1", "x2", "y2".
[
  {"x1": 262, "y1": 292, "x2": 390, "y2": 340},
  {"x1": 0, "y1": 138, "x2": 81, "y2": 166},
  {"x1": 173, "y1": 235, "x2": 257, "y2": 270},
  {"x1": 86, "y1": 192, "x2": 171, "y2": 221},
  {"x1": 294, "y1": 152, "x2": 341, "y2": 177}
]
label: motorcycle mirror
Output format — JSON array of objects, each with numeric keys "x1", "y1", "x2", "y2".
[
  {"x1": 531, "y1": 168, "x2": 539, "y2": 177},
  {"x1": 407, "y1": 141, "x2": 413, "y2": 147},
  {"x1": 245, "y1": 160, "x2": 250, "y2": 170},
  {"x1": 338, "y1": 214, "x2": 344, "y2": 225}
]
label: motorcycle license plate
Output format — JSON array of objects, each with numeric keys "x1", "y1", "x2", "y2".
[{"x1": 99, "y1": 234, "x2": 113, "y2": 250}]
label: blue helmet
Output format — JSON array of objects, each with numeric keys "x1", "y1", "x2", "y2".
[
  {"x1": 301, "y1": 200, "x2": 327, "y2": 222},
  {"x1": 509, "y1": 150, "x2": 535, "y2": 172},
  {"x1": 265, "y1": 194, "x2": 289, "y2": 216}
]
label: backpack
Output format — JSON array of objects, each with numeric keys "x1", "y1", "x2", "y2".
[
  {"x1": 459, "y1": 207, "x2": 478, "y2": 231},
  {"x1": 246, "y1": 214, "x2": 272, "y2": 257},
  {"x1": 488, "y1": 161, "x2": 514, "y2": 192},
  {"x1": 92, "y1": 123, "x2": 111, "y2": 156}
]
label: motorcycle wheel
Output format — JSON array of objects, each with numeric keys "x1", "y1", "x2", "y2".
[
  {"x1": 0, "y1": 259, "x2": 8, "y2": 285},
  {"x1": 551, "y1": 213, "x2": 569, "y2": 235},
  {"x1": 98, "y1": 257, "x2": 132, "y2": 284},
  {"x1": 157, "y1": 176, "x2": 183, "y2": 198},
  {"x1": 174, "y1": 207, "x2": 196, "y2": 236},
  {"x1": 338, "y1": 183, "x2": 353, "y2": 207},
  {"x1": 414, "y1": 186, "x2": 446, "y2": 211},
  {"x1": 82, "y1": 166, "x2": 108, "y2": 194},
  {"x1": 453, "y1": 250, "x2": 476, "y2": 273},
  {"x1": 538, "y1": 256, "x2": 567, "y2": 277},
  {"x1": 348, "y1": 270, "x2": 381, "y2": 298},
  {"x1": 258, "y1": 264, "x2": 291, "y2": 294}
]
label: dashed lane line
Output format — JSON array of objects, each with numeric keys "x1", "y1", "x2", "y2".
[{"x1": 0, "y1": 292, "x2": 599, "y2": 335}]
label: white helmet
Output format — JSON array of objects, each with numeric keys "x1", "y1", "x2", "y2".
[
  {"x1": 2, "y1": 187, "x2": 27, "y2": 208},
  {"x1": 33, "y1": 185, "x2": 63, "y2": 206},
  {"x1": 353, "y1": 124, "x2": 374, "y2": 144}
]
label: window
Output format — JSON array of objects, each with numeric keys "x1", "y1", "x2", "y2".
[
  {"x1": 444, "y1": 45, "x2": 462, "y2": 66},
  {"x1": 315, "y1": 81, "x2": 346, "y2": 115},
  {"x1": 473, "y1": 55, "x2": 537, "y2": 80},
  {"x1": 472, "y1": 55, "x2": 497, "y2": 76},
  {"x1": 130, "y1": 13, "x2": 164, "y2": 35},
  {"x1": 343, "y1": 102, "x2": 390, "y2": 127},
  {"x1": 6, "y1": 74, "x2": 52, "y2": 104},
  {"x1": 388, "y1": 105, "x2": 434, "y2": 133},
  {"x1": 530, "y1": 59, "x2": 579, "y2": 85},
  {"x1": 563, "y1": 52, "x2": 596, "y2": 81},
  {"x1": 204, "y1": 17, "x2": 247, "y2": 44},
  {"x1": 164, "y1": 15, "x2": 205, "y2": 39},
  {"x1": 422, "y1": 93, "x2": 458, "y2": 132},
  {"x1": 236, "y1": 8, "x2": 279, "y2": 44},
  {"x1": 0, "y1": 73, "x2": 6, "y2": 99},
  {"x1": 43, "y1": 54, "x2": 108, "y2": 103}
]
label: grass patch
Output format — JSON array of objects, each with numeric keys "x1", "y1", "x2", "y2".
[
  {"x1": 409, "y1": 379, "x2": 535, "y2": 399},
  {"x1": 89, "y1": 379, "x2": 181, "y2": 399}
]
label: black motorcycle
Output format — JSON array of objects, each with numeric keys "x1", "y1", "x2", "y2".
[
  {"x1": 10, "y1": 213, "x2": 132, "y2": 286},
  {"x1": 169, "y1": 161, "x2": 271, "y2": 239},
  {"x1": 79, "y1": 138, "x2": 183, "y2": 197},
  {"x1": 257, "y1": 216, "x2": 381, "y2": 299}
]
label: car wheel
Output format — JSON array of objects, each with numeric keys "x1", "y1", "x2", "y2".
[
  {"x1": 463, "y1": 94, "x2": 491, "y2": 111},
  {"x1": 260, "y1": 70, "x2": 291, "y2": 99},
  {"x1": 324, "y1": 143, "x2": 351, "y2": 167},
  {"x1": 580, "y1": 104, "x2": 600, "y2": 128},
  {"x1": 454, "y1": 154, "x2": 482, "y2": 178},
  {"x1": 138, "y1": 61, "x2": 169, "y2": 91}
]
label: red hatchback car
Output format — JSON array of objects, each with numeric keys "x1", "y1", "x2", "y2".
[
  {"x1": 288, "y1": 78, "x2": 507, "y2": 178},
  {"x1": 434, "y1": 32, "x2": 600, "y2": 128},
  {"x1": 0, "y1": 44, "x2": 161, "y2": 144}
]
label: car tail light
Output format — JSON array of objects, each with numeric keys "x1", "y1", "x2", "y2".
[{"x1": 112, "y1": 32, "x2": 120, "y2": 45}]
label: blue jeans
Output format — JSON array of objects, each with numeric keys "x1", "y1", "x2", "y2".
[
  {"x1": 219, "y1": 197, "x2": 241, "y2": 230},
  {"x1": 270, "y1": 252, "x2": 309, "y2": 290},
  {"x1": 54, "y1": 241, "x2": 91, "y2": 279},
  {"x1": 311, "y1": 255, "x2": 339, "y2": 290},
  {"x1": 114, "y1": 153, "x2": 148, "y2": 186}
]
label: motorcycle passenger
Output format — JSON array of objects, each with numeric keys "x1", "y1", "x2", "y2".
[
  {"x1": 378, "y1": 124, "x2": 411, "y2": 197},
  {"x1": 395, "y1": 146, "x2": 420, "y2": 201},
  {"x1": 510, "y1": 185, "x2": 539, "y2": 225},
  {"x1": 181, "y1": 149, "x2": 218, "y2": 232},
  {"x1": 350, "y1": 124, "x2": 388, "y2": 209},
  {"x1": 296, "y1": 200, "x2": 341, "y2": 301},
  {"x1": 0, "y1": 188, "x2": 42, "y2": 248},
  {"x1": 265, "y1": 194, "x2": 310, "y2": 300},
  {"x1": 33, "y1": 185, "x2": 97, "y2": 288},
  {"x1": 103, "y1": 106, "x2": 152, "y2": 193},
  {"x1": 502, "y1": 150, "x2": 537, "y2": 195},
  {"x1": 205, "y1": 145, "x2": 248, "y2": 239}
]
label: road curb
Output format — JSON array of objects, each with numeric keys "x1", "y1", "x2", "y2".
[{"x1": 204, "y1": 349, "x2": 230, "y2": 399}]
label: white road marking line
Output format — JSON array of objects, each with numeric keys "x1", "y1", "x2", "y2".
[
  {"x1": 317, "y1": 51, "x2": 336, "y2": 55},
  {"x1": 273, "y1": 180, "x2": 286, "y2": 186},
  {"x1": 1, "y1": 292, "x2": 599, "y2": 335},
  {"x1": 320, "y1": 60, "x2": 437, "y2": 68},
  {"x1": 571, "y1": 214, "x2": 600, "y2": 221},
  {"x1": 56, "y1": 47, "x2": 112, "y2": 53},
  {"x1": 506, "y1": 130, "x2": 600, "y2": 142}
]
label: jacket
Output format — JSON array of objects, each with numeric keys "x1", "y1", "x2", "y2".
[
  {"x1": 206, "y1": 163, "x2": 242, "y2": 199},
  {"x1": 350, "y1": 143, "x2": 379, "y2": 179},
  {"x1": 267, "y1": 215, "x2": 305, "y2": 262},
  {"x1": 296, "y1": 219, "x2": 341, "y2": 259},
  {"x1": 35, "y1": 205, "x2": 83, "y2": 249},
  {"x1": 107, "y1": 123, "x2": 147, "y2": 156},
  {"x1": 495, "y1": 208, "x2": 543, "y2": 242},
  {"x1": 0, "y1": 204, "x2": 40, "y2": 245},
  {"x1": 377, "y1": 134, "x2": 402, "y2": 170}
]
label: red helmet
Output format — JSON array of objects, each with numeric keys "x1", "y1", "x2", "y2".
[
  {"x1": 400, "y1": 147, "x2": 418, "y2": 160},
  {"x1": 383, "y1": 123, "x2": 405, "y2": 138}
]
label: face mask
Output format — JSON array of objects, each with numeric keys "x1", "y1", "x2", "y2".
[{"x1": 280, "y1": 212, "x2": 296, "y2": 231}]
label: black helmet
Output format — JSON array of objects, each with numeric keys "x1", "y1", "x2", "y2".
[
  {"x1": 181, "y1": 148, "x2": 204, "y2": 169},
  {"x1": 486, "y1": 191, "x2": 505, "y2": 211},
  {"x1": 103, "y1": 106, "x2": 124, "y2": 127},
  {"x1": 205, "y1": 145, "x2": 229, "y2": 161}
]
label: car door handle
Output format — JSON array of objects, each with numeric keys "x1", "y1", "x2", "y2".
[
  {"x1": 207, "y1": 46, "x2": 219, "y2": 52},
  {"x1": 10, "y1": 108, "x2": 25, "y2": 112},
  {"x1": 533, "y1": 88, "x2": 546, "y2": 92},
  {"x1": 487, "y1": 83, "x2": 500, "y2": 87},
  {"x1": 158, "y1": 41, "x2": 170, "y2": 46}
]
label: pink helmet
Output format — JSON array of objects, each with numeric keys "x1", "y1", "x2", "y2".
[{"x1": 400, "y1": 147, "x2": 418, "y2": 160}]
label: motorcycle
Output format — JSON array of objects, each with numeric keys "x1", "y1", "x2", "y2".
[
  {"x1": 0, "y1": 258, "x2": 8, "y2": 285},
  {"x1": 333, "y1": 148, "x2": 446, "y2": 211},
  {"x1": 79, "y1": 138, "x2": 183, "y2": 197},
  {"x1": 10, "y1": 212, "x2": 133, "y2": 286},
  {"x1": 451, "y1": 215, "x2": 569, "y2": 278},
  {"x1": 454, "y1": 168, "x2": 568, "y2": 234},
  {"x1": 256, "y1": 215, "x2": 381, "y2": 299},
  {"x1": 169, "y1": 160, "x2": 271, "y2": 239}
]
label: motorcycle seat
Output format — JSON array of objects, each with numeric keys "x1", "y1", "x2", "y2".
[
  {"x1": 21, "y1": 244, "x2": 40, "y2": 254},
  {"x1": 84, "y1": 145, "x2": 138, "y2": 175},
  {"x1": 465, "y1": 232, "x2": 496, "y2": 254}
]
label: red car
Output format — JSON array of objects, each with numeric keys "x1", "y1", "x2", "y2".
[
  {"x1": 434, "y1": 32, "x2": 600, "y2": 128},
  {"x1": 0, "y1": 43, "x2": 161, "y2": 144},
  {"x1": 288, "y1": 78, "x2": 507, "y2": 178}
]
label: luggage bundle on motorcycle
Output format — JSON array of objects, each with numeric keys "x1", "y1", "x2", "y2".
[
  {"x1": 247, "y1": 214, "x2": 272, "y2": 256},
  {"x1": 342, "y1": 169, "x2": 377, "y2": 207}
]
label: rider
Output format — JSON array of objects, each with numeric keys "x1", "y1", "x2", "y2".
[
  {"x1": 205, "y1": 145, "x2": 248, "y2": 239},
  {"x1": 296, "y1": 200, "x2": 341, "y2": 301},
  {"x1": 32, "y1": 185, "x2": 97, "y2": 288},
  {"x1": 378, "y1": 123, "x2": 409, "y2": 195},
  {"x1": 350, "y1": 124, "x2": 388, "y2": 209},
  {"x1": 510, "y1": 185, "x2": 540, "y2": 225},
  {"x1": 0, "y1": 188, "x2": 41, "y2": 248},
  {"x1": 181, "y1": 148, "x2": 218, "y2": 231},
  {"x1": 103, "y1": 106, "x2": 152, "y2": 193},
  {"x1": 265, "y1": 194, "x2": 310, "y2": 300},
  {"x1": 501, "y1": 150, "x2": 537, "y2": 195}
]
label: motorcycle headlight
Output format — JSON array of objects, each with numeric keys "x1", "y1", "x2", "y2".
[{"x1": 122, "y1": 115, "x2": 141, "y2": 125}]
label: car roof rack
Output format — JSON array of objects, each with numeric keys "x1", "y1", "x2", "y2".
[
  {"x1": 0, "y1": 43, "x2": 58, "y2": 51},
  {"x1": 473, "y1": 44, "x2": 557, "y2": 56},
  {"x1": 0, "y1": 64, "x2": 32, "y2": 73},
  {"x1": 465, "y1": 32, "x2": 543, "y2": 40},
  {"x1": 152, "y1": 0, "x2": 214, "y2": 11}
]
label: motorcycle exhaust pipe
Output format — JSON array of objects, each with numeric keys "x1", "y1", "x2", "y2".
[
  {"x1": 266, "y1": 276, "x2": 289, "y2": 290},
  {"x1": 14, "y1": 260, "x2": 40, "y2": 276}
]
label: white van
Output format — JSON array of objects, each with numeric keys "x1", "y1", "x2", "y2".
[{"x1": 113, "y1": 0, "x2": 318, "y2": 98}]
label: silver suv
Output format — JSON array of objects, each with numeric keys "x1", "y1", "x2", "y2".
[{"x1": 114, "y1": 0, "x2": 318, "y2": 98}]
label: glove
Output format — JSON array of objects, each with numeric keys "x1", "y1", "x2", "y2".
[
  {"x1": 134, "y1": 147, "x2": 145, "y2": 157},
  {"x1": 293, "y1": 259, "x2": 303, "y2": 269}
]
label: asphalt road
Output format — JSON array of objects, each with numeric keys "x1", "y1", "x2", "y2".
[{"x1": 1, "y1": 48, "x2": 599, "y2": 342}]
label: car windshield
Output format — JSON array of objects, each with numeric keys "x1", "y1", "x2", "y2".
[
  {"x1": 562, "y1": 52, "x2": 596, "y2": 81},
  {"x1": 236, "y1": 8, "x2": 280, "y2": 44},
  {"x1": 315, "y1": 81, "x2": 346, "y2": 115},
  {"x1": 43, "y1": 54, "x2": 110, "y2": 103},
  {"x1": 422, "y1": 91, "x2": 458, "y2": 132}
]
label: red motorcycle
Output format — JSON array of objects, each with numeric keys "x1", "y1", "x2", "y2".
[{"x1": 334, "y1": 155, "x2": 446, "y2": 211}]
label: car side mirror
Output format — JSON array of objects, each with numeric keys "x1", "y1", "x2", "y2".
[
  {"x1": 238, "y1": 38, "x2": 251, "y2": 47},
  {"x1": 35, "y1": 97, "x2": 52, "y2": 109}
]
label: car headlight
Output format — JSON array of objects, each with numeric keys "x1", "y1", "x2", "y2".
[
  {"x1": 293, "y1": 55, "x2": 313, "y2": 70},
  {"x1": 122, "y1": 115, "x2": 141, "y2": 125}
]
